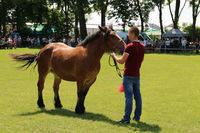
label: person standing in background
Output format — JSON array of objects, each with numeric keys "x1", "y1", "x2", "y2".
[
  {"x1": 195, "y1": 38, "x2": 199, "y2": 54},
  {"x1": 14, "y1": 36, "x2": 17, "y2": 49},
  {"x1": 17, "y1": 36, "x2": 22, "y2": 48},
  {"x1": 37, "y1": 37, "x2": 40, "y2": 46},
  {"x1": 181, "y1": 38, "x2": 187, "y2": 52}
]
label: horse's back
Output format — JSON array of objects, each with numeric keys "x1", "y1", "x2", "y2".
[{"x1": 38, "y1": 42, "x2": 85, "y2": 81}]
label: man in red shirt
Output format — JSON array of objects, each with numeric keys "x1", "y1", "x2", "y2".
[{"x1": 111, "y1": 27, "x2": 145, "y2": 124}]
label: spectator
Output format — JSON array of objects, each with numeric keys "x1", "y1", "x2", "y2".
[
  {"x1": 67, "y1": 39, "x2": 72, "y2": 45},
  {"x1": 77, "y1": 38, "x2": 82, "y2": 44},
  {"x1": 30, "y1": 37, "x2": 34, "y2": 47},
  {"x1": 155, "y1": 38, "x2": 160, "y2": 48},
  {"x1": 8, "y1": 36, "x2": 13, "y2": 49},
  {"x1": 37, "y1": 37, "x2": 40, "y2": 46},
  {"x1": 14, "y1": 36, "x2": 17, "y2": 49},
  {"x1": 143, "y1": 39, "x2": 147, "y2": 47},
  {"x1": 147, "y1": 40, "x2": 152, "y2": 51},
  {"x1": 63, "y1": 37, "x2": 66, "y2": 44},
  {"x1": 181, "y1": 37, "x2": 187, "y2": 51},
  {"x1": 26, "y1": 36, "x2": 31, "y2": 46},
  {"x1": 195, "y1": 38, "x2": 199, "y2": 54},
  {"x1": 173, "y1": 38, "x2": 179, "y2": 52},
  {"x1": 165, "y1": 38, "x2": 171, "y2": 52},
  {"x1": 170, "y1": 38, "x2": 174, "y2": 48},
  {"x1": 48, "y1": 37, "x2": 53, "y2": 43},
  {"x1": 17, "y1": 36, "x2": 22, "y2": 48}
]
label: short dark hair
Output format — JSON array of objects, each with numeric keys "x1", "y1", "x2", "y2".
[{"x1": 129, "y1": 27, "x2": 139, "y2": 37}]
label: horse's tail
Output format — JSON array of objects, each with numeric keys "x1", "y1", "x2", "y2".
[{"x1": 9, "y1": 53, "x2": 39, "y2": 69}]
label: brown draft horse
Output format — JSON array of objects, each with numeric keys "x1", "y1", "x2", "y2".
[{"x1": 9, "y1": 26, "x2": 126, "y2": 114}]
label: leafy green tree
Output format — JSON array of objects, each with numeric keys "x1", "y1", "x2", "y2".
[
  {"x1": 132, "y1": 0, "x2": 155, "y2": 32},
  {"x1": 44, "y1": 8, "x2": 65, "y2": 35},
  {"x1": 49, "y1": 0, "x2": 91, "y2": 40},
  {"x1": 183, "y1": 24, "x2": 200, "y2": 41},
  {"x1": 70, "y1": 0, "x2": 79, "y2": 42},
  {"x1": 0, "y1": 0, "x2": 13, "y2": 36},
  {"x1": 48, "y1": 0, "x2": 71, "y2": 39},
  {"x1": 0, "y1": 0, "x2": 49, "y2": 36},
  {"x1": 76, "y1": 0, "x2": 92, "y2": 40},
  {"x1": 109, "y1": 0, "x2": 136, "y2": 31},
  {"x1": 92, "y1": 0, "x2": 109, "y2": 26}
]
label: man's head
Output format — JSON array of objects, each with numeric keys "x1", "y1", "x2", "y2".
[{"x1": 128, "y1": 27, "x2": 139, "y2": 41}]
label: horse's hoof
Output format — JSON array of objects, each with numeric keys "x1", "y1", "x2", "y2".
[
  {"x1": 37, "y1": 101, "x2": 45, "y2": 108},
  {"x1": 75, "y1": 106, "x2": 85, "y2": 114},
  {"x1": 38, "y1": 104, "x2": 45, "y2": 108},
  {"x1": 55, "y1": 103, "x2": 63, "y2": 109}
]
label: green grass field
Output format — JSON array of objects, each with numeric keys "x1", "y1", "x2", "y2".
[{"x1": 0, "y1": 48, "x2": 200, "y2": 133}]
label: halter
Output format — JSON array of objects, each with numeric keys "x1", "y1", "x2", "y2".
[{"x1": 108, "y1": 55, "x2": 123, "y2": 78}]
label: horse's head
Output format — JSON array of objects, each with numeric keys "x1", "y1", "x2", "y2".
[{"x1": 98, "y1": 25, "x2": 126, "y2": 53}]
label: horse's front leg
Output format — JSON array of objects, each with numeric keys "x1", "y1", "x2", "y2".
[{"x1": 75, "y1": 79, "x2": 96, "y2": 114}]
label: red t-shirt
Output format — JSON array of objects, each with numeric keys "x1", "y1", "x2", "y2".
[{"x1": 124, "y1": 41, "x2": 145, "y2": 77}]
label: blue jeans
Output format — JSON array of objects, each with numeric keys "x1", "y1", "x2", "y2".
[{"x1": 123, "y1": 76, "x2": 142, "y2": 121}]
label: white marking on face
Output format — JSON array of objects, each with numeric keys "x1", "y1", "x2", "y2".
[
  {"x1": 114, "y1": 32, "x2": 126, "y2": 46},
  {"x1": 115, "y1": 32, "x2": 123, "y2": 41}
]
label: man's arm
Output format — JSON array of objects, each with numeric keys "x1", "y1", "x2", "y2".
[{"x1": 111, "y1": 52, "x2": 129, "y2": 64}]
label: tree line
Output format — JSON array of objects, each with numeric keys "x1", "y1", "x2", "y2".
[{"x1": 0, "y1": 0, "x2": 200, "y2": 42}]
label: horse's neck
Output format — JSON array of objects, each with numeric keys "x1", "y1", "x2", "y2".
[{"x1": 86, "y1": 38, "x2": 106, "y2": 61}]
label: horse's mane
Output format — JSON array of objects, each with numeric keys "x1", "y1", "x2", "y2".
[{"x1": 77, "y1": 30, "x2": 102, "y2": 47}]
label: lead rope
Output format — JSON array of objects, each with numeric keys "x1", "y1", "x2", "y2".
[{"x1": 108, "y1": 55, "x2": 123, "y2": 78}]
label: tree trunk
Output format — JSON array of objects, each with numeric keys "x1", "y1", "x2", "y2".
[
  {"x1": 158, "y1": 3, "x2": 164, "y2": 36},
  {"x1": 135, "y1": 0, "x2": 144, "y2": 32},
  {"x1": 64, "y1": 1, "x2": 69, "y2": 40},
  {"x1": 100, "y1": 0, "x2": 107, "y2": 27},
  {"x1": 174, "y1": 0, "x2": 180, "y2": 29},
  {"x1": 101, "y1": 9, "x2": 106, "y2": 27},
  {"x1": 122, "y1": 21, "x2": 126, "y2": 32},
  {"x1": 16, "y1": 7, "x2": 21, "y2": 33},
  {"x1": 0, "y1": 24, "x2": 2, "y2": 36},
  {"x1": 3, "y1": 22, "x2": 6, "y2": 37},
  {"x1": 74, "y1": 11, "x2": 79, "y2": 43},
  {"x1": 191, "y1": 0, "x2": 200, "y2": 42},
  {"x1": 77, "y1": 1, "x2": 87, "y2": 40},
  {"x1": 192, "y1": 16, "x2": 196, "y2": 42},
  {"x1": 140, "y1": 17, "x2": 144, "y2": 32}
]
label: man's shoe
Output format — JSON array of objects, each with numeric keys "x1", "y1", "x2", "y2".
[
  {"x1": 117, "y1": 119, "x2": 130, "y2": 124},
  {"x1": 132, "y1": 117, "x2": 140, "y2": 122}
]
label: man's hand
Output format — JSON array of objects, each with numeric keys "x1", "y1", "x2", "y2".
[
  {"x1": 110, "y1": 52, "x2": 129, "y2": 64},
  {"x1": 111, "y1": 53, "x2": 116, "y2": 60}
]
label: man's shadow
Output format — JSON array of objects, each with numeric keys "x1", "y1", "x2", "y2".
[{"x1": 17, "y1": 108, "x2": 161, "y2": 132}]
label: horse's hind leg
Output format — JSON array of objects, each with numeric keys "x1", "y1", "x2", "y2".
[
  {"x1": 37, "y1": 74, "x2": 47, "y2": 108},
  {"x1": 37, "y1": 65, "x2": 49, "y2": 108},
  {"x1": 53, "y1": 75, "x2": 62, "y2": 108}
]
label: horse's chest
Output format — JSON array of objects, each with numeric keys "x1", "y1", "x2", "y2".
[{"x1": 84, "y1": 63, "x2": 100, "y2": 77}]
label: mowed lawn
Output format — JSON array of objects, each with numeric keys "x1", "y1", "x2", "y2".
[{"x1": 0, "y1": 48, "x2": 200, "y2": 133}]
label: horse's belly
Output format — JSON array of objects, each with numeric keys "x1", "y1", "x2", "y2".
[
  {"x1": 52, "y1": 67, "x2": 77, "y2": 81},
  {"x1": 61, "y1": 75, "x2": 76, "y2": 81}
]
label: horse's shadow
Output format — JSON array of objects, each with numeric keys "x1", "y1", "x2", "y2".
[{"x1": 17, "y1": 108, "x2": 161, "y2": 132}]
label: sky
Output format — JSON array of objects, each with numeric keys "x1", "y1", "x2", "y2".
[{"x1": 86, "y1": 1, "x2": 200, "y2": 28}]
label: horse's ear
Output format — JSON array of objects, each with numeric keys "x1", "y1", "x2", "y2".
[
  {"x1": 109, "y1": 24, "x2": 114, "y2": 31},
  {"x1": 98, "y1": 26, "x2": 107, "y2": 33}
]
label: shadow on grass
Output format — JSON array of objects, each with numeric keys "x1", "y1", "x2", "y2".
[{"x1": 17, "y1": 108, "x2": 161, "y2": 132}]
